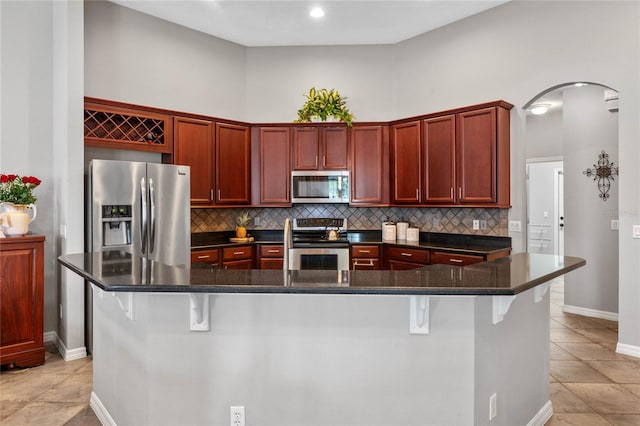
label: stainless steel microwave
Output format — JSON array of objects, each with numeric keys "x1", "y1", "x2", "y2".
[{"x1": 291, "y1": 170, "x2": 350, "y2": 203}]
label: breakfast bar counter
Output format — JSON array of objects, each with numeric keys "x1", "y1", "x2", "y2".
[
  {"x1": 59, "y1": 252, "x2": 583, "y2": 296},
  {"x1": 59, "y1": 253, "x2": 585, "y2": 426}
]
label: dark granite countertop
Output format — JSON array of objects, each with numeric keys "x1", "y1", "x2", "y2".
[
  {"x1": 58, "y1": 252, "x2": 584, "y2": 296},
  {"x1": 191, "y1": 230, "x2": 512, "y2": 256}
]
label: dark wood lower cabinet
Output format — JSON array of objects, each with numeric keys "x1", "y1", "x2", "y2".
[
  {"x1": 222, "y1": 246, "x2": 254, "y2": 269},
  {"x1": 258, "y1": 245, "x2": 284, "y2": 269},
  {"x1": 191, "y1": 249, "x2": 220, "y2": 266},
  {"x1": 431, "y1": 251, "x2": 484, "y2": 266},
  {"x1": 0, "y1": 235, "x2": 45, "y2": 368},
  {"x1": 384, "y1": 246, "x2": 430, "y2": 270},
  {"x1": 351, "y1": 245, "x2": 380, "y2": 270}
]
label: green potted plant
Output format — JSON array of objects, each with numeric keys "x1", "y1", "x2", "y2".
[{"x1": 295, "y1": 87, "x2": 355, "y2": 126}]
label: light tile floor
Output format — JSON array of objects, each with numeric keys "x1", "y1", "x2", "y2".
[
  {"x1": 0, "y1": 344, "x2": 99, "y2": 425},
  {"x1": 546, "y1": 278, "x2": 640, "y2": 426},
  {"x1": 1, "y1": 278, "x2": 638, "y2": 425}
]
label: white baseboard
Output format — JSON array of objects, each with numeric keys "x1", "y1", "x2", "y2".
[
  {"x1": 527, "y1": 400, "x2": 553, "y2": 426},
  {"x1": 562, "y1": 304, "x2": 619, "y2": 321},
  {"x1": 617, "y1": 342, "x2": 640, "y2": 359},
  {"x1": 45, "y1": 331, "x2": 88, "y2": 361},
  {"x1": 43, "y1": 331, "x2": 57, "y2": 343},
  {"x1": 90, "y1": 391, "x2": 116, "y2": 426}
]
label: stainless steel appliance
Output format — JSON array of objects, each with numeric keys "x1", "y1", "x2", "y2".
[
  {"x1": 291, "y1": 170, "x2": 350, "y2": 203},
  {"x1": 286, "y1": 217, "x2": 349, "y2": 270},
  {"x1": 85, "y1": 159, "x2": 190, "y2": 352}
]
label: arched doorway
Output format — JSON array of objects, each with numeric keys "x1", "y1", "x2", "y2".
[{"x1": 524, "y1": 81, "x2": 620, "y2": 319}]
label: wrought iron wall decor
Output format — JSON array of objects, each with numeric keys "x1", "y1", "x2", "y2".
[{"x1": 583, "y1": 150, "x2": 619, "y2": 201}]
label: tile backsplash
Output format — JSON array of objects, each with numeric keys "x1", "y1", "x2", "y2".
[{"x1": 192, "y1": 205, "x2": 508, "y2": 236}]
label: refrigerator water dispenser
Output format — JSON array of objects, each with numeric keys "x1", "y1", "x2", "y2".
[{"x1": 102, "y1": 204, "x2": 132, "y2": 247}]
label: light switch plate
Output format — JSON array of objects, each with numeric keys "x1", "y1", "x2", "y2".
[
  {"x1": 633, "y1": 225, "x2": 640, "y2": 239},
  {"x1": 611, "y1": 220, "x2": 619, "y2": 231},
  {"x1": 509, "y1": 221, "x2": 522, "y2": 232}
]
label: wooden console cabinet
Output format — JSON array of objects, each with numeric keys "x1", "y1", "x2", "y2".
[{"x1": 0, "y1": 235, "x2": 45, "y2": 367}]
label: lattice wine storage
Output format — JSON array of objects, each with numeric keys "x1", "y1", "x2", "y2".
[{"x1": 84, "y1": 101, "x2": 172, "y2": 154}]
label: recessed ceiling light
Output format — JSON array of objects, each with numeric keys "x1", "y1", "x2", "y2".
[
  {"x1": 310, "y1": 7, "x2": 324, "y2": 18},
  {"x1": 530, "y1": 104, "x2": 551, "y2": 115}
]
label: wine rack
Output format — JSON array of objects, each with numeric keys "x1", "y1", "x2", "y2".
[{"x1": 84, "y1": 100, "x2": 172, "y2": 154}]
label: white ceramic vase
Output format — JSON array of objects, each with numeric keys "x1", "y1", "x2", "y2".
[{"x1": 0, "y1": 202, "x2": 37, "y2": 236}]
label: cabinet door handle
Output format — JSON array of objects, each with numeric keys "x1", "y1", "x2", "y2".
[
  {"x1": 458, "y1": 187, "x2": 462, "y2": 199},
  {"x1": 267, "y1": 249, "x2": 280, "y2": 253},
  {"x1": 450, "y1": 187, "x2": 454, "y2": 199},
  {"x1": 450, "y1": 258, "x2": 463, "y2": 263},
  {"x1": 401, "y1": 252, "x2": 413, "y2": 257},
  {"x1": 353, "y1": 260, "x2": 375, "y2": 267},
  {"x1": 315, "y1": 155, "x2": 318, "y2": 168},
  {"x1": 234, "y1": 251, "x2": 245, "y2": 256},
  {"x1": 416, "y1": 188, "x2": 419, "y2": 200},
  {"x1": 197, "y1": 255, "x2": 211, "y2": 259},
  {"x1": 359, "y1": 250, "x2": 370, "y2": 254},
  {"x1": 210, "y1": 189, "x2": 214, "y2": 201},
  {"x1": 218, "y1": 189, "x2": 221, "y2": 201},
  {"x1": 323, "y1": 156, "x2": 326, "y2": 167}
]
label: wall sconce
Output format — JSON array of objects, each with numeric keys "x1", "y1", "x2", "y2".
[{"x1": 583, "y1": 150, "x2": 619, "y2": 201}]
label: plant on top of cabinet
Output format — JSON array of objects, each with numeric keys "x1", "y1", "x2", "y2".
[{"x1": 295, "y1": 87, "x2": 355, "y2": 126}]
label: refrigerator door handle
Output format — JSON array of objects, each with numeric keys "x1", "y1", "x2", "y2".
[
  {"x1": 149, "y1": 178, "x2": 156, "y2": 254},
  {"x1": 140, "y1": 177, "x2": 148, "y2": 254}
]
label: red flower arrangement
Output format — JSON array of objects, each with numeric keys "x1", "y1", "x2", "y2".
[{"x1": 0, "y1": 174, "x2": 42, "y2": 204}]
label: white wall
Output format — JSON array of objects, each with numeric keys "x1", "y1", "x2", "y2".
[
  {"x1": 563, "y1": 85, "x2": 619, "y2": 316},
  {"x1": 246, "y1": 45, "x2": 394, "y2": 123},
  {"x1": 84, "y1": 0, "x2": 246, "y2": 119},
  {"x1": 526, "y1": 111, "x2": 563, "y2": 159}
]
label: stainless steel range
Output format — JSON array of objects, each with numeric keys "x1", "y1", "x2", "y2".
[{"x1": 284, "y1": 217, "x2": 349, "y2": 270}]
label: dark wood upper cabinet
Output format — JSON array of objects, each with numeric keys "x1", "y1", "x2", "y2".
[
  {"x1": 350, "y1": 125, "x2": 388, "y2": 206},
  {"x1": 423, "y1": 114, "x2": 456, "y2": 203},
  {"x1": 322, "y1": 127, "x2": 349, "y2": 169},
  {"x1": 258, "y1": 127, "x2": 291, "y2": 206},
  {"x1": 456, "y1": 107, "x2": 497, "y2": 204},
  {"x1": 390, "y1": 121, "x2": 421, "y2": 204},
  {"x1": 174, "y1": 116, "x2": 214, "y2": 206},
  {"x1": 293, "y1": 126, "x2": 348, "y2": 170},
  {"x1": 216, "y1": 122, "x2": 251, "y2": 205}
]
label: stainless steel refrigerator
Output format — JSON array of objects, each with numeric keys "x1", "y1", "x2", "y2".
[{"x1": 85, "y1": 159, "x2": 190, "y2": 352}]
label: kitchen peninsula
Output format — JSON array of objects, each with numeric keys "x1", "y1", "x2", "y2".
[{"x1": 60, "y1": 252, "x2": 584, "y2": 426}]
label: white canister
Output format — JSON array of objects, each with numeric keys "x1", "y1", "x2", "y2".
[
  {"x1": 382, "y1": 222, "x2": 397, "y2": 241},
  {"x1": 406, "y1": 227, "x2": 420, "y2": 242},
  {"x1": 396, "y1": 222, "x2": 408, "y2": 240}
]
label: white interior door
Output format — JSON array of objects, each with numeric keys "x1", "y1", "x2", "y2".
[
  {"x1": 527, "y1": 160, "x2": 564, "y2": 255},
  {"x1": 555, "y1": 168, "x2": 565, "y2": 256}
]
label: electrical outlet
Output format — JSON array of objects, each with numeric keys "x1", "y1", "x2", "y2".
[
  {"x1": 509, "y1": 221, "x2": 522, "y2": 232},
  {"x1": 489, "y1": 393, "x2": 497, "y2": 420},
  {"x1": 633, "y1": 225, "x2": 640, "y2": 239},
  {"x1": 230, "y1": 406, "x2": 245, "y2": 426},
  {"x1": 254, "y1": 217, "x2": 260, "y2": 226},
  {"x1": 432, "y1": 217, "x2": 439, "y2": 227},
  {"x1": 611, "y1": 220, "x2": 619, "y2": 231},
  {"x1": 472, "y1": 220, "x2": 480, "y2": 230},
  {"x1": 480, "y1": 220, "x2": 487, "y2": 231}
]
